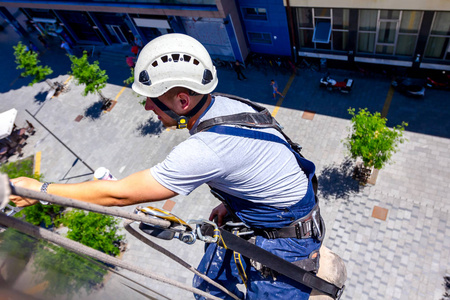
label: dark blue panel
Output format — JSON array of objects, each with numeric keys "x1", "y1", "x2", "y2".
[{"x1": 313, "y1": 20, "x2": 331, "y2": 43}]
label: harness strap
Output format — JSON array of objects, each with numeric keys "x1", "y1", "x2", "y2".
[
  {"x1": 196, "y1": 93, "x2": 318, "y2": 194},
  {"x1": 254, "y1": 202, "x2": 325, "y2": 241},
  {"x1": 216, "y1": 228, "x2": 344, "y2": 299}
]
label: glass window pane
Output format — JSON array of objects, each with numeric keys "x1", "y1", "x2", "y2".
[
  {"x1": 316, "y1": 41, "x2": 331, "y2": 50},
  {"x1": 297, "y1": 8, "x2": 313, "y2": 28},
  {"x1": 299, "y1": 29, "x2": 314, "y2": 48},
  {"x1": 396, "y1": 35, "x2": 417, "y2": 56},
  {"x1": 380, "y1": 10, "x2": 400, "y2": 20},
  {"x1": 376, "y1": 45, "x2": 394, "y2": 54},
  {"x1": 400, "y1": 11, "x2": 422, "y2": 34},
  {"x1": 248, "y1": 32, "x2": 272, "y2": 44},
  {"x1": 333, "y1": 8, "x2": 349, "y2": 30},
  {"x1": 315, "y1": 8, "x2": 330, "y2": 18},
  {"x1": 378, "y1": 21, "x2": 397, "y2": 44},
  {"x1": 243, "y1": 7, "x2": 268, "y2": 21},
  {"x1": 431, "y1": 12, "x2": 450, "y2": 35},
  {"x1": 332, "y1": 31, "x2": 349, "y2": 51},
  {"x1": 359, "y1": 10, "x2": 377, "y2": 31},
  {"x1": 313, "y1": 20, "x2": 331, "y2": 43},
  {"x1": 424, "y1": 36, "x2": 449, "y2": 59},
  {"x1": 358, "y1": 32, "x2": 376, "y2": 53}
]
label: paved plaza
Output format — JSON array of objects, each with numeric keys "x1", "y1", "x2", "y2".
[{"x1": 1, "y1": 21, "x2": 450, "y2": 300}]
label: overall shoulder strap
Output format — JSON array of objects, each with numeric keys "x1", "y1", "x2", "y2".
[{"x1": 197, "y1": 94, "x2": 318, "y2": 193}]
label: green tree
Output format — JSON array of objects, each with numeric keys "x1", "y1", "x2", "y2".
[
  {"x1": 69, "y1": 51, "x2": 109, "y2": 101},
  {"x1": 344, "y1": 108, "x2": 408, "y2": 170},
  {"x1": 61, "y1": 210, "x2": 124, "y2": 256},
  {"x1": 0, "y1": 157, "x2": 63, "y2": 227},
  {"x1": 13, "y1": 41, "x2": 53, "y2": 85}
]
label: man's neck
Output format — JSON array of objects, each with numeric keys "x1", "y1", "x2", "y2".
[{"x1": 187, "y1": 94, "x2": 211, "y2": 130}]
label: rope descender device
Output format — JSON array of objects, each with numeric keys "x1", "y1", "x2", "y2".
[
  {"x1": 135, "y1": 205, "x2": 196, "y2": 244},
  {"x1": 134, "y1": 205, "x2": 219, "y2": 245}
]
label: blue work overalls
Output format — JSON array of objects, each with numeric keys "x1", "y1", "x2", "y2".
[{"x1": 193, "y1": 126, "x2": 322, "y2": 300}]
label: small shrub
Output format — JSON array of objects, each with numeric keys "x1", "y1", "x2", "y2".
[
  {"x1": 61, "y1": 210, "x2": 124, "y2": 257},
  {"x1": 13, "y1": 41, "x2": 53, "y2": 85},
  {"x1": 344, "y1": 108, "x2": 408, "y2": 170},
  {"x1": 69, "y1": 51, "x2": 108, "y2": 97}
]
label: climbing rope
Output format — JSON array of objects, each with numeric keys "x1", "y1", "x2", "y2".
[
  {"x1": 0, "y1": 213, "x2": 222, "y2": 300},
  {"x1": 0, "y1": 176, "x2": 240, "y2": 300}
]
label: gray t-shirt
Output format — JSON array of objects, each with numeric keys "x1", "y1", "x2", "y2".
[{"x1": 150, "y1": 95, "x2": 308, "y2": 207}]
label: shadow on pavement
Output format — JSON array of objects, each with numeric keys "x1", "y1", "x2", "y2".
[
  {"x1": 318, "y1": 158, "x2": 362, "y2": 202},
  {"x1": 135, "y1": 117, "x2": 163, "y2": 137},
  {"x1": 34, "y1": 90, "x2": 48, "y2": 104},
  {"x1": 84, "y1": 100, "x2": 104, "y2": 120}
]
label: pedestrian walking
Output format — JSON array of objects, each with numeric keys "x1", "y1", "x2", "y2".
[
  {"x1": 28, "y1": 41, "x2": 39, "y2": 54},
  {"x1": 125, "y1": 55, "x2": 135, "y2": 69},
  {"x1": 37, "y1": 35, "x2": 49, "y2": 49},
  {"x1": 271, "y1": 79, "x2": 284, "y2": 99},
  {"x1": 10, "y1": 34, "x2": 338, "y2": 300},
  {"x1": 61, "y1": 40, "x2": 74, "y2": 56},
  {"x1": 233, "y1": 60, "x2": 247, "y2": 80},
  {"x1": 131, "y1": 45, "x2": 139, "y2": 57}
]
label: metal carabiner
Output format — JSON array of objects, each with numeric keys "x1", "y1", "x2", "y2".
[{"x1": 187, "y1": 219, "x2": 219, "y2": 244}]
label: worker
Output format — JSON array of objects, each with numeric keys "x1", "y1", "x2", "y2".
[{"x1": 10, "y1": 33, "x2": 324, "y2": 299}]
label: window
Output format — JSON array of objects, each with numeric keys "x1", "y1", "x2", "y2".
[
  {"x1": 424, "y1": 12, "x2": 450, "y2": 60},
  {"x1": 248, "y1": 32, "x2": 272, "y2": 44},
  {"x1": 242, "y1": 7, "x2": 267, "y2": 21},
  {"x1": 313, "y1": 19, "x2": 331, "y2": 43},
  {"x1": 296, "y1": 7, "x2": 349, "y2": 51},
  {"x1": 357, "y1": 10, "x2": 422, "y2": 57}
]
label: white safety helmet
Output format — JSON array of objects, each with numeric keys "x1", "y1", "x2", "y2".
[{"x1": 132, "y1": 33, "x2": 218, "y2": 98}]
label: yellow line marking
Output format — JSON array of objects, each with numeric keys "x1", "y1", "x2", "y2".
[
  {"x1": 115, "y1": 86, "x2": 127, "y2": 101},
  {"x1": 381, "y1": 83, "x2": 395, "y2": 118},
  {"x1": 34, "y1": 151, "x2": 42, "y2": 176},
  {"x1": 271, "y1": 72, "x2": 296, "y2": 117},
  {"x1": 63, "y1": 75, "x2": 72, "y2": 84}
]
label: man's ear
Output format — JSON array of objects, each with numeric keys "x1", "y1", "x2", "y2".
[{"x1": 177, "y1": 92, "x2": 190, "y2": 110}]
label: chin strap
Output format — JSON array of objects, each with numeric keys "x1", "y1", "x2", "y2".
[{"x1": 151, "y1": 94, "x2": 208, "y2": 129}]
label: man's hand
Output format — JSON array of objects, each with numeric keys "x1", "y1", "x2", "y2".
[
  {"x1": 209, "y1": 203, "x2": 228, "y2": 226},
  {"x1": 9, "y1": 177, "x2": 42, "y2": 207}
]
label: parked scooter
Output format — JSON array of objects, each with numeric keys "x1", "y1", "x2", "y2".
[
  {"x1": 320, "y1": 73, "x2": 354, "y2": 93},
  {"x1": 426, "y1": 71, "x2": 450, "y2": 89}
]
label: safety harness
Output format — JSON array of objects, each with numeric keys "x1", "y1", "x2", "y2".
[
  {"x1": 191, "y1": 93, "x2": 344, "y2": 299},
  {"x1": 138, "y1": 93, "x2": 344, "y2": 299}
]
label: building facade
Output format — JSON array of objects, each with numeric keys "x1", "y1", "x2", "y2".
[
  {"x1": 287, "y1": 0, "x2": 450, "y2": 70},
  {"x1": 0, "y1": 0, "x2": 248, "y2": 62},
  {"x1": 1, "y1": 0, "x2": 449, "y2": 70}
]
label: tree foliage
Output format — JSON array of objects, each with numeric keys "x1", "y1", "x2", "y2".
[
  {"x1": 344, "y1": 108, "x2": 408, "y2": 170},
  {"x1": 61, "y1": 210, "x2": 124, "y2": 257},
  {"x1": 69, "y1": 51, "x2": 108, "y2": 97},
  {"x1": 13, "y1": 41, "x2": 53, "y2": 85}
]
